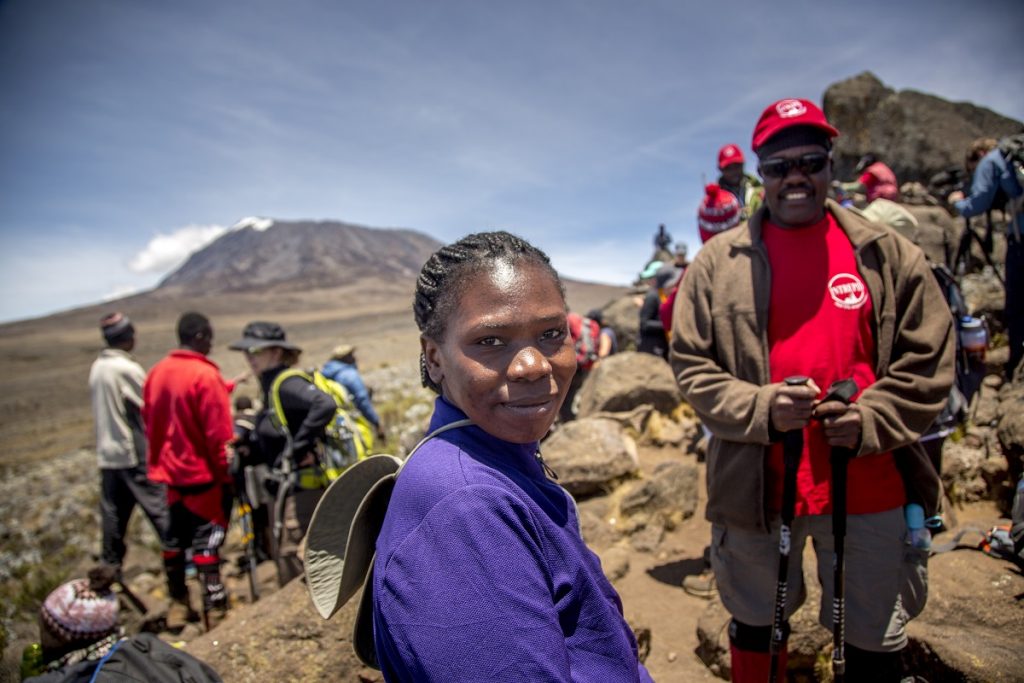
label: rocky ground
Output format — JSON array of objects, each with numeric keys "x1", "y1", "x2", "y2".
[
  {"x1": 4, "y1": 350, "x2": 1022, "y2": 682},
  {"x1": 2, "y1": 276, "x2": 1023, "y2": 681}
]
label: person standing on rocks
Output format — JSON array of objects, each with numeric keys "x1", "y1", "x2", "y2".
[
  {"x1": 88, "y1": 312, "x2": 172, "y2": 582},
  {"x1": 948, "y1": 136, "x2": 1024, "y2": 379},
  {"x1": 671, "y1": 98, "x2": 955, "y2": 682},
  {"x1": 373, "y1": 231, "x2": 653, "y2": 681},
  {"x1": 143, "y1": 312, "x2": 234, "y2": 631},
  {"x1": 717, "y1": 142, "x2": 764, "y2": 220}
]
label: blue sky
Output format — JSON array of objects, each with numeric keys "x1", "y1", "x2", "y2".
[{"x1": 1, "y1": 0, "x2": 1022, "y2": 323}]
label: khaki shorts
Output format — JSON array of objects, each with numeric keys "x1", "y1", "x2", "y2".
[{"x1": 710, "y1": 507, "x2": 928, "y2": 651}]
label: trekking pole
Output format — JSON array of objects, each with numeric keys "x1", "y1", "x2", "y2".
[
  {"x1": 237, "y1": 495, "x2": 260, "y2": 602},
  {"x1": 768, "y1": 375, "x2": 810, "y2": 683},
  {"x1": 113, "y1": 578, "x2": 149, "y2": 616},
  {"x1": 818, "y1": 378, "x2": 858, "y2": 683}
]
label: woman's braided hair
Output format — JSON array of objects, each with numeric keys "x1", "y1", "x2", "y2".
[{"x1": 414, "y1": 230, "x2": 564, "y2": 393}]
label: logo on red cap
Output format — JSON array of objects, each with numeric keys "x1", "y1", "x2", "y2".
[
  {"x1": 752, "y1": 98, "x2": 840, "y2": 152},
  {"x1": 776, "y1": 99, "x2": 807, "y2": 118}
]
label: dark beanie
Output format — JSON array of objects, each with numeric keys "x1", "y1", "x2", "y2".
[
  {"x1": 756, "y1": 125, "x2": 832, "y2": 159},
  {"x1": 99, "y1": 312, "x2": 134, "y2": 346}
]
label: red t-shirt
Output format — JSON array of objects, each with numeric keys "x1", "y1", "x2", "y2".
[{"x1": 763, "y1": 214, "x2": 905, "y2": 516}]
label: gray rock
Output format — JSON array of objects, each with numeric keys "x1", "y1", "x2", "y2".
[
  {"x1": 601, "y1": 545, "x2": 631, "y2": 583},
  {"x1": 823, "y1": 71, "x2": 1022, "y2": 186},
  {"x1": 961, "y1": 270, "x2": 1007, "y2": 322},
  {"x1": 904, "y1": 205, "x2": 958, "y2": 267},
  {"x1": 906, "y1": 548, "x2": 1024, "y2": 682},
  {"x1": 542, "y1": 417, "x2": 639, "y2": 497},
  {"x1": 620, "y1": 460, "x2": 700, "y2": 523},
  {"x1": 601, "y1": 292, "x2": 644, "y2": 353},
  {"x1": 576, "y1": 351, "x2": 680, "y2": 418}
]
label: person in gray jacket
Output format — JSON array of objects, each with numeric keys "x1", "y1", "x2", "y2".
[
  {"x1": 88, "y1": 313, "x2": 171, "y2": 578},
  {"x1": 670, "y1": 99, "x2": 955, "y2": 682}
]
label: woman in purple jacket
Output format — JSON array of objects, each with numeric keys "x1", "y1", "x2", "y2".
[{"x1": 372, "y1": 231, "x2": 653, "y2": 682}]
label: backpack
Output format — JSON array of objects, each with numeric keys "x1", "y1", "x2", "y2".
[
  {"x1": 567, "y1": 312, "x2": 600, "y2": 371},
  {"x1": 31, "y1": 633, "x2": 222, "y2": 682},
  {"x1": 996, "y1": 134, "x2": 1024, "y2": 227},
  {"x1": 929, "y1": 262, "x2": 980, "y2": 422},
  {"x1": 270, "y1": 368, "x2": 375, "y2": 481}
]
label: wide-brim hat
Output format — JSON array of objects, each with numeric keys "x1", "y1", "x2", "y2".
[
  {"x1": 227, "y1": 321, "x2": 302, "y2": 352},
  {"x1": 331, "y1": 343, "x2": 357, "y2": 360},
  {"x1": 304, "y1": 454, "x2": 404, "y2": 667}
]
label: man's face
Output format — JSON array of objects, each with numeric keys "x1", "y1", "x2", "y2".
[
  {"x1": 758, "y1": 144, "x2": 831, "y2": 229},
  {"x1": 720, "y1": 162, "x2": 744, "y2": 186}
]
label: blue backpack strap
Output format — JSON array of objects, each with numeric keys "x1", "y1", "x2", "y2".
[{"x1": 87, "y1": 638, "x2": 124, "y2": 683}]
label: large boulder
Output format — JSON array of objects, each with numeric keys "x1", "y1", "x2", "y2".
[
  {"x1": 905, "y1": 548, "x2": 1024, "y2": 682},
  {"x1": 823, "y1": 72, "x2": 1022, "y2": 186},
  {"x1": 576, "y1": 351, "x2": 681, "y2": 417},
  {"x1": 600, "y1": 292, "x2": 643, "y2": 353},
  {"x1": 543, "y1": 417, "x2": 640, "y2": 497}
]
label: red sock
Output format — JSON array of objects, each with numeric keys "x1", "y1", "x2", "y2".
[{"x1": 730, "y1": 642, "x2": 788, "y2": 683}]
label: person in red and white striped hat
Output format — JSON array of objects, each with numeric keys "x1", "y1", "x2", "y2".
[{"x1": 697, "y1": 183, "x2": 742, "y2": 244}]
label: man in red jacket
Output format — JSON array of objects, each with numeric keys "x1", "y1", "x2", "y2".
[{"x1": 143, "y1": 312, "x2": 234, "y2": 630}]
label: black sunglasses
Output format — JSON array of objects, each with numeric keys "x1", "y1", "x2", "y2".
[{"x1": 759, "y1": 152, "x2": 830, "y2": 179}]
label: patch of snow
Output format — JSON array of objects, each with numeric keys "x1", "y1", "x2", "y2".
[{"x1": 232, "y1": 216, "x2": 274, "y2": 232}]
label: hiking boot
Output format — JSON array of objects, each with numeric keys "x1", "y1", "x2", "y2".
[
  {"x1": 166, "y1": 599, "x2": 199, "y2": 632},
  {"x1": 682, "y1": 572, "x2": 717, "y2": 599}
]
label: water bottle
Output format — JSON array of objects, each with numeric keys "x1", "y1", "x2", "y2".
[
  {"x1": 905, "y1": 503, "x2": 932, "y2": 551},
  {"x1": 959, "y1": 316, "x2": 988, "y2": 362}
]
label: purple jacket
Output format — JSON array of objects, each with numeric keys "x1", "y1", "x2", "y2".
[{"x1": 373, "y1": 397, "x2": 653, "y2": 682}]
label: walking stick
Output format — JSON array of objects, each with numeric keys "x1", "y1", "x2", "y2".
[
  {"x1": 769, "y1": 376, "x2": 810, "y2": 683},
  {"x1": 818, "y1": 378, "x2": 858, "y2": 683},
  {"x1": 237, "y1": 495, "x2": 261, "y2": 602}
]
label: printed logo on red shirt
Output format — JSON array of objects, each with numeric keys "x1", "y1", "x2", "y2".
[{"x1": 828, "y1": 273, "x2": 867, "y2": 310}]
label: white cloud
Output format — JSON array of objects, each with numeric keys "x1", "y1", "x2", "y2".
[{"x1": 129, "y1": 224, "x2": 227, "y2": 274}]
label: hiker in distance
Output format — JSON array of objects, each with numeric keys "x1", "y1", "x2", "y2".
[
  {"x1": 88, "y1": 313, "x2": 172, "y2": 585},
  {"x1": 229, "y1": 321, "x2": 336, "y2": 586},
  {"x1": 143, "y1": 312, "x2": 235, "y2": 631},
  {"x1": 948, "y1": 136, "x2": 1024, "y2": 379},
  {"x1": 321, "y1": 343, "x2": 386, "y2": 441},
  {"x1": 670, "y1": 99, "x2": 954, "y2": 682},
  {"x1": 372, "y1": 231, "x2": 654, "y2": 681},
  {"x1": 716, "y1": 142, "x2": 764, "y2": 220}
]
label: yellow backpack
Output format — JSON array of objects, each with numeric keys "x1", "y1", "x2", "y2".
[{"x1": 270, "y1": 368, "x2": 375, "y2": 481}]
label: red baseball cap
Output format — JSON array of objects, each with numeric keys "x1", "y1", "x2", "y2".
[
  {"x1": 751, "y1": 98, "x2": 839, "y2": 153},
  {"x1": 717, "y1": 144, "x2": 745, "y2": 169}
]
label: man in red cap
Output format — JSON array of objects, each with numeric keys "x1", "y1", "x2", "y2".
[
  {"x1": 671, "y1": 98, "x2": 955, "y2": 682},
  {"x1": 716, "y1": 143, "x2": 763, "y2": 220}
]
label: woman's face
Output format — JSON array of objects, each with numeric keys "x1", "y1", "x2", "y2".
[
  {"x1": 423, "y1": 260, "x2": 576, "y2": 444},
  {"x1": 245, "y1": 346, "x2": 284, "y2": 375}
]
